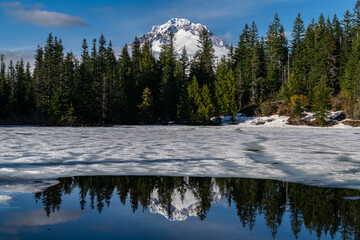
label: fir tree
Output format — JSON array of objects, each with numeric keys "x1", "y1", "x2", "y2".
[
  {"x1": 187, "y1": 77, "x2": 202, "y2": 124},
  {"x1": 291, "y1": 13, "x2": 305, "y2": 53},
  {"x1": 139, "y1": 40, "x2": 159, "y2": 102},
  {"x1": 284, "y1": 13, "x2": 306, "y2": 99},
  {"x1": 0, "y1": 55, "x2": 9, "y2": 117},
  {"x1": 117, "y1": 45, "x2": 137, "y2": 123},
  {"x1": 264, "y1": 13, "x2": 288, "y2": 98},
  {"x1": 159, "y1": 33, "x2": 178, "y2": 121},
  {"x1": 24, "y1": 62, "x2": 35, "y2": 114},
  {"x1": 190, "y1": 29, "x2": 215, "y2": 87},
  {"x1": 198, "y1": 84, "x2": 215, "y2": 125},
  {"x1": 75, "y1": 39, "x2": 94, "y2": 123},
  {"x1": 234, "y1": 23, "x2": 253, "y2": 109},
  {"x1": 51, "y1": 52, "x2": 76, "y2": 124},
  {"x1": 14, "y1": 59, "x2": 27, "y2": 115},
  {"x1": 215, "y1": 57, "x2": 237, "y2": 117}
]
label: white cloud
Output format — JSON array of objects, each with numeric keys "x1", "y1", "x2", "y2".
[
  {"x1": 0, "y1": 49, "x2": 35, "y2": 70},
  {"x1": 0, "y1": 1, "x2": 88, "y2": 27}
]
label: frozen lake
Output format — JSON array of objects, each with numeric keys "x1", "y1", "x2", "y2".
[
  {"x1": 0, "y1": 125, "x2": 359, "y2": 190},
  {"x1": 1, "y1": 126, "x2": 360, "y2": 239}
]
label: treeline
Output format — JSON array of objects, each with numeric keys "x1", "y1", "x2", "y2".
[
  {"x1": 36, "y1": 176, "x2": 360, "y2": 239},
  {"x1": 2, "y1": 1, "x2": 360, "y2": 125}
]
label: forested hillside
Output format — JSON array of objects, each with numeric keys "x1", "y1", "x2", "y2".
[{"x1": 2, "y1": 1, "x2": 360, "y2": 125}]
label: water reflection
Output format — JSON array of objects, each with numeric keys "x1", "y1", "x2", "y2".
[{"x1": 34, "y1": 176, "x2": 360, "y2": 239}]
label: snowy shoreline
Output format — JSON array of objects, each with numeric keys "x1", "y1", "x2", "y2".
[{"x1": 219, "y1": 112, "x2": 358, "y2": 128}]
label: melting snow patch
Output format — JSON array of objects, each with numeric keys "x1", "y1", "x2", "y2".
[
  {"x1": 0, "y1": 195, "x2": 12, "y2": 201},
  {"x1": 220, "y1": 114, "x2": 289, "y2": 127}
]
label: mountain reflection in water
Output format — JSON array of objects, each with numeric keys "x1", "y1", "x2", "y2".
[{"x1": 32, "y1": 176, "x2": 360, "y2": 239}]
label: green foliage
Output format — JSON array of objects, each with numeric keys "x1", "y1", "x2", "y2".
[
  {"x1": 215, "y1": 58, "x2": 237, "y2": 117},
  {"x1": 186, "y1": 77, "x2": 215, "y2": 125},
  {"x1": 313, "y1": 76, "x2": 331, "y2": 126},
  {"x1": 138, "y1": 87, "x2": 155, "y2": 123},
  {"x1": 197, "y1": 84, "x2": 215, "y2": 125},
  {"x1": 291, "y1": 98, "x2": 303, "y2": 118}
]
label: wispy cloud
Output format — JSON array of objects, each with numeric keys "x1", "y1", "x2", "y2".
[{"x1": 0, "y1": 2, "x2": 88, "y2": 27}]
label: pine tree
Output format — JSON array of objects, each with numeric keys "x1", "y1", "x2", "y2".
[
  {"x1": 7, "y1": 60, "x2": 15, "y2": 114},
  {"x1": 159, "y1": 33, "x2": 178, "y2": 121},
  {"x1": 187, "y1": 77, "x2": 202, "y2": 124},
  {"x1": 251, "y1": 39, "x2": 267, "y2": 103},
  {"x1": 14, "y1": 59, "x2": 27, "y2": 115},
  {"x1": 340, "y1": 10, "x2": 355, "y2": 77},
  {"x1": 139, "y1": 40, "x2": 159, "y2": 103},
  {"x1": 90, "y1": 38, "x2": 102, "y2": 122},
  {"x1": 190, "y1": 29, "x2": 215, "y2": 87},
  {"x1": 0, "y1": 54, "x2": 9, "y2": 118},
  {"x1": 98, "y1": 34, "x2": 108, "y2": 122},
  {"x1": 215, "y1": 57, "x2": 237, "y2": 117},
  {"x1": 342, "y1": 35, "x2": 360, "y2": 105},
  {"x1": 180, "y1": 47, "x2": 189, "y2": 72},
  {"x1": 117, "y1": 45, "x2": 137, "y2": 123},
  {"x1": 75, "y1": 39, "x2": 94, "y2": 123},
  {"x1": 33, "y1": 45, "x2": 46, "y2": 116},
  {"x1": 105, "y1": 40, "x2": 118, "y2": 122},
  {"x1": 186, "y1": 77, "x2": 215, "y2": 125},
  {"x1": 291, "y1": 13, "x2": 305, "y2": 53},
  {"x1": 284, "y1": 13, "x2": 306, "y2": 99},
  {"x1": 197, "y1": 84, "x2": 215, "y2": 125},
  {"x1": 24, "y1": 62, "x2": 35, "y2": 114},
  {"x1": 51, "y1": 52, "x2": 76, "y2": 124},
  {"x1": 234, "y1": 23, "x2": 253, "y2": 109},
  {"x1": 264, "y1": 13, "x2": 288, "y2": 98},
  {"x1": 354, "y1": 0, "x2": 360, "y2": 36},
  {"x1": 131, "y1": 37, "x2": 142, "y2": 100}
]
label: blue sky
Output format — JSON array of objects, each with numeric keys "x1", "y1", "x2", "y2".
[{"x1": 0, "y1": 0, "x2": 356, "y2": 62}]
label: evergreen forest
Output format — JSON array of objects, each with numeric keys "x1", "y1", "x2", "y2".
[{"x1": 2, "y1": 1, "x2": 360, "y2": 125}]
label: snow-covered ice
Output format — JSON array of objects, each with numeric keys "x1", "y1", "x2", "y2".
[{"x1": 0, "y1": 125, "x2": 360, "y2": 192}]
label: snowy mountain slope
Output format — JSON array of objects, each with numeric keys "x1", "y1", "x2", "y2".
[
  {"x1": 149, "y1": 178, "x2": 224, "y2": 221},
  {"x1": 129, "y1": 18, "x2": 232, "y2": 59}
]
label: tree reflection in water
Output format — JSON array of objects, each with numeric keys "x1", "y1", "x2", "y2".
[{"x1": 35, "y1": 176, "x2": 360, "y2": 239}]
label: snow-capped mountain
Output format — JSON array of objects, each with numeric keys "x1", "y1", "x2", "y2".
[
  {"x1": 129, "y1": 18, "x2": 232, "y2": 59},
  {"x1": 148, "y1": 178, "x2": 225, "y2": 221}
]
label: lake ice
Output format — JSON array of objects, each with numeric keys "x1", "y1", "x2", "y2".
[{"x1": 0, "y1": 125, "x2": 360, "y2": 191}]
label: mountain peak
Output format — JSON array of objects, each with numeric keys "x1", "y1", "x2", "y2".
[{"x1": 131, "y1": 18, "x2": 232, "y2": 59}]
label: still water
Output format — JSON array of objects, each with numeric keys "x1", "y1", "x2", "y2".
[{"x1": 1, "y1": 176, "x2": 359, "y2": 240}]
